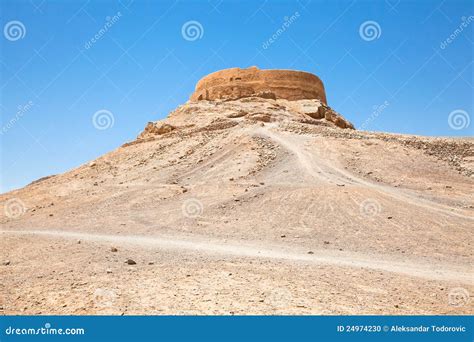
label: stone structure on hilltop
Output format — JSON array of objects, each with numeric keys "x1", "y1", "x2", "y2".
[
  {"x1": 137, "y1": 66, "x2": 355, "y2": 141},
  {"x1": 190, "y1": 66, "x2": 327, "y2": 103}
]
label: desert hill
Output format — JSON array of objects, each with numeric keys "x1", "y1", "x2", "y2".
[{"x1": 1, "y1": 67, "x2": 473, "y2": 315}]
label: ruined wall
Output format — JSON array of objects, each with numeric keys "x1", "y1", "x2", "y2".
[{"x1": 190, "y1": 67, "x2": 327, "y2": 104}]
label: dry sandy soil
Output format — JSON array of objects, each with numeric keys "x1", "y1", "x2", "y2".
[{"x1": 1, "y1": 97, "x2": 473, "y2": 315}]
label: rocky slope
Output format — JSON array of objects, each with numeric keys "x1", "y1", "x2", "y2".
[{"x1": 1, "y1": 82, "x2": 473, "y2": 316}]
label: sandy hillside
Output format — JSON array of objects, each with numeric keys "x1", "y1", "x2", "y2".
[{"x1": 1, "y1": 96, "x2": 473, "y2": 315}]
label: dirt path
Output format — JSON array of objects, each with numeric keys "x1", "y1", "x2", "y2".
[
  {"x1": 256, "y1": 127, "x2": 330, "y2": 183},
  {"x1": 2, "y1": 229, "x2": 472, "y2": 284},
  {"x1": 257, "y1": 127, "x2": 473, "y2": 220}
]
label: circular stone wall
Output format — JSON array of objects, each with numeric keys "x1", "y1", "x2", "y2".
[{"x1": 190, "y1": 66, "x2": 327, "y2": 104}]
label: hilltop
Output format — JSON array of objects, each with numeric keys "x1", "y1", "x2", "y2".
[{"x1": 1, "y1": 68, "x2": 472, "y2": 315}]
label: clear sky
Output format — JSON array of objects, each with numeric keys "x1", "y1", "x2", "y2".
[{"x1": 1, "y1": 0, "x2": 473, "y2": 193}]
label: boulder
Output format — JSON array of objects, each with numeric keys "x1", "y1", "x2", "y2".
[{"x1": 138, "y1": 122, "x2": 176, "y2": 139}]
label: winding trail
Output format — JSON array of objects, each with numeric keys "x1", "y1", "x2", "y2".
[
  {"x1": 256, "y1": 127, "x2": 474, "y2": 221},
  {"x1": 1, "y1": 229, "x2": 472, "y2": 284}
]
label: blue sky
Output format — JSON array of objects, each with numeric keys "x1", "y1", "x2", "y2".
[{"x1": 1, "y1": 0, "x2": 473, "y2": 193}]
